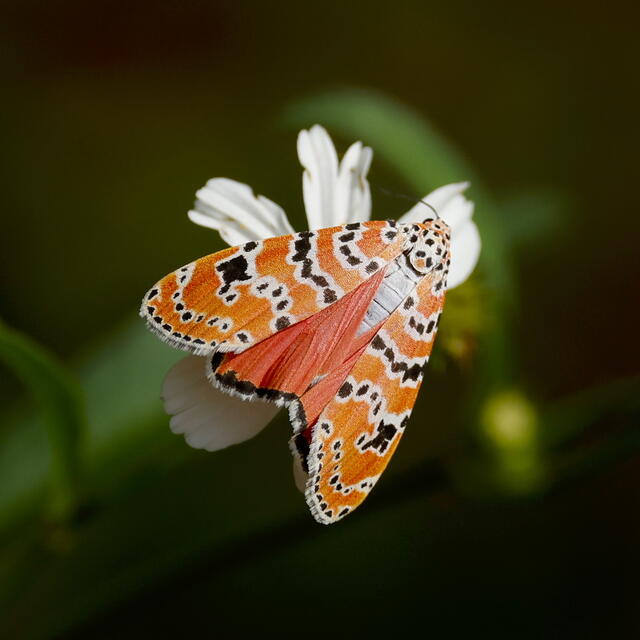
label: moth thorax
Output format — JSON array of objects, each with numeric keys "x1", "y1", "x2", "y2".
[{"x1": 405, "y1": 219, "x2": 451, "y2": 274}]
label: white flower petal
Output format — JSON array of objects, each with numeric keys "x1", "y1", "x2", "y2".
[
  {"x1": 298, "y1": 125, "x2": 340, "y2": 229},
  {"x1": 189, "y1": 177, "x2": 294, "y2": 246},
  {"x1": 398, "y1": 182, "x2": 480, "y2": 289},
  {"x1": 398, "y1": 181, "x2": 471, "y2": 226},
  {"x1": 447, "y1": 217, "x2": 481, "y2": 289},
  {"x1": 336, "y1": 141, "x2": 373, "y2": 224},
  {"x1": 188, "y1": 210, "x2": 256, "y2": 247},
  {"x1": 298, "y1": 125, "x2": 373, "y2": 230},
  {"x1": 162, "y1": 355, "x2": 279, "y2": 452}
]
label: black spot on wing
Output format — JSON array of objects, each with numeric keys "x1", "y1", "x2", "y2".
[
  {"x1": 216, "y1": 254, "x2": 252, "y2": 295},
  {"x1": 361, "y1": 420, "x2": 398, "y2": 454}
]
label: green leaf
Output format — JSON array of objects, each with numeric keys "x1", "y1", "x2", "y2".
[
  {"x1": 0, "y1": 320, "x2": 183, "y2": 537},
  {"x1": 542, "y1": 376, "x2": 640, "y2": 449},
  {"x1": 0, "y1": 321, "x2": 85, "y2": 522},
  {"x1": 499, "y1": 186, "x2": 574, "y2": 245}
]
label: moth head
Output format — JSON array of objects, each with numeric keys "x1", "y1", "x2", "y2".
[{"x1": 406, "y1": 219, "x2": 451, "y2": 274}]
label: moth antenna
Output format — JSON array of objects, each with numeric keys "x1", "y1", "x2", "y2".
[{"x1": 375, "y1": 185, "x2": 440, "y2": 220}]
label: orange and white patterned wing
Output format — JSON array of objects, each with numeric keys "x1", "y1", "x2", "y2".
[
  {"x1": 141, "y1": 221, "x2": 405, "y2": 355},
  {"x1": 299, "y1": 267, "x2": 447, "y2": 524}
]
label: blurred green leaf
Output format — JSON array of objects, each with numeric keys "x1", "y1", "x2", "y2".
[
  {"x1": 542, "y1": 376, "x2": 640, "y2": 449},
  {"x1": 0, "y1": 321, "x2": 85, "y2": 522},
  {"x1": 0, "y1": 320, "x2": 183, "y2": 537},
  {"x1": 499, "y1": 186, "x2": 574, "y2": 245}
]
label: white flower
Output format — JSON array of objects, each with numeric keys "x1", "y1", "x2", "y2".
[{"x1": 162, "y1": 125, "x2": 481, "y2": 484}]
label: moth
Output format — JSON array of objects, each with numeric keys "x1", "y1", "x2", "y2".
[{"x1": 141, "y1": 216, "x2": 450, "y2": 523}]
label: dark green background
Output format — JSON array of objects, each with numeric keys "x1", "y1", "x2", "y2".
[{"x1": 1, "y1": 1, "x2": 639, "y2": 638}]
